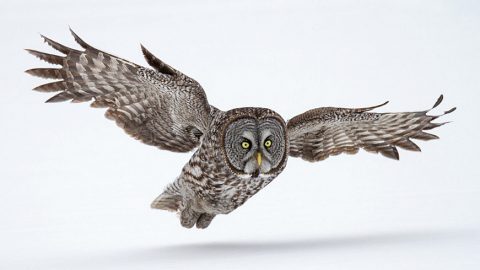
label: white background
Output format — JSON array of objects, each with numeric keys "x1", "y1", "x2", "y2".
[{"x1": 1, "y1": 0, "x2": 479, "y2": 269}]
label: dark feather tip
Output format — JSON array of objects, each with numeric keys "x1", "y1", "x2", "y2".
[
  {"x1": 444, "y1": 107, "x2": 456, "y2": 114},
  {"x1": 355, "y1": 101, "x2": 389, "y2": 113},
  {"x1": 140, "y1": 44, "x2": 177, "y2": 76},
  {"x1": 69, "y1": 27, "x2": 91, "y2": 49},
  {"x1": 432, "y1": 94, "x2": 444, "y2": 109},
  {"x1": 40, "y1": 34, "x2": 75, "y2": 55}
]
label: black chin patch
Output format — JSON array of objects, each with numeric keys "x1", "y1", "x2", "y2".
[{"x1": 252, "y1": 169, "x2": 260, "y2": 178}]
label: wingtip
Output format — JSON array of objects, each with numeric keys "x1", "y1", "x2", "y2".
[
  {"x1": 358, "y1": 100, "x2": 389, "y2": 112},
  {"x1": 24, "y1": 69, "x2": 36, "y2": 76},
  {"x1": 427, "y1": 94, "x2": 456, "y2": 116},
  {"x1": 140, "y1": 43, "x2": 150, "y2": 57},
  {"x1": 140, "y1": 45, "x2": 178, "y2": 76},
  {"x1": 45, "y1": 96, "x2": 64, "y2": 103},
  {"x1": 432, "y1": 94, "x2": 444, "y2": 109},
  {"x1": 393, "y1": 149, "x2": 400, "y2": 160},
  {"x1": 69, "y1": 27, "x2": 90, "y2": 49},
  {"x1": 24, "y1": 48, "x2": 37, "y2": 56},
  {"x1": 39, "y1": 34, "x2": 75, "y2": 55},
  {"x1": 25, "y1": 48, "x2": 65, "y2": 65},
  {"x1": 445, "y1": 107, "x2": 456, "y2": 114},
  {"x1": 40, "y1": 34, "x2": 49, "y2": 42}
]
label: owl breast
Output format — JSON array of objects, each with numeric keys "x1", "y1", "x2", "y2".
[
  {"x1": 181, "y1": 148, "x2": 283, "y2": 214},
  {"x1": 209, "y1": 174, "x2": 278, "y2": 213}
]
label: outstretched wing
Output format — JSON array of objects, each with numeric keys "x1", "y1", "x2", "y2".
[
  {"x1": 26, "y1": 29, "x2": 216, "y2": 152},
  {"x1": 287, "y1": 95, "x2": 455, "y2": 161}
]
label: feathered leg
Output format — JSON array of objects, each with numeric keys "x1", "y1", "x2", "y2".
[{"x1": 179, "y1": 202, "x2": 201, "y2": 228}]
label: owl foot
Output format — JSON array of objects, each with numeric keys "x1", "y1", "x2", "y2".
[
  {"x1": 196, "y1": 213, "x2": 216, "y2": 229},
  {"x1": 180, "y1": 208, "x2": 200, "y2": 228},
  {"x1": 180, "y1": 208, "x2": 216, "y2": 229}
]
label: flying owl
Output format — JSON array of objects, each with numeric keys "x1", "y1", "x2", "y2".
[{"x1": 26, "y1": 30, "x2": 455, "y2": 229}]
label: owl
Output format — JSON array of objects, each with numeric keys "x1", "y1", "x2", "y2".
[{"x1": 26, "y1": 30, "x2": 455, "y2": 229}]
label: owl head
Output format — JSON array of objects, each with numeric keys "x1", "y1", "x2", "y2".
[{"x1": 221, "y1": 108, "x2": 288, "y2": 178}]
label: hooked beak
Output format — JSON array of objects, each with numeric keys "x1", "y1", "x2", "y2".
[
  {"x1": 256, "y1": 152, "x2": 262, "y2": 167},
  {"x1": 251, "y1": 152, "x2": 263, "y2": 178}
]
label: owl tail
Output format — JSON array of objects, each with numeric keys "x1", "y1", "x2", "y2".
[
  {"x1": 151, "y1": 180, "x2": 183, "y2": 212},
  {"x1": 151, "y1": 192, "x2": 182, "y2": 212}
]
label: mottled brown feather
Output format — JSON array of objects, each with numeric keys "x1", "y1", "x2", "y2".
[
  {"x1": 287, "y1": 96, "x2": 454, "y2": 161},
  {"x1": 26, "y1": 29, "x2": 216, "y2": 153}
]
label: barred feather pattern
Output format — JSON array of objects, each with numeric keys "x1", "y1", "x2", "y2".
[
  {"x1": 287, "y1": 95, "x2": 456, "y2": 161},
  {"x1": 26, "y1": 29, "x2": 455, "y2": 229},
  {"x1": 26, "y1": 29, "x2": 213, "y2": 153}
]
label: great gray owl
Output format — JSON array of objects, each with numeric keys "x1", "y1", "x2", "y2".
[{"x1": 26, "y1": 30, "x2": 455, "y2": 229}]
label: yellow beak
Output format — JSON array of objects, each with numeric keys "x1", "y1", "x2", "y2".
[{"x1": 256, "y1": 152, "x2": 262, "y2": 166}]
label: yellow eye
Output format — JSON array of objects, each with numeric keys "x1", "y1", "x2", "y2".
[
  {"x1": 264, "y1": 139, "x2": 272, "y2": 148},
  {"x1": 241, "y1": 141, "x2": 251, "y2": 149}
]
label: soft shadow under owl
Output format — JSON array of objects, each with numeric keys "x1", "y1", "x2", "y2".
[{"x1": 63, "y1": 229, "x2": 474, "y2": 268}]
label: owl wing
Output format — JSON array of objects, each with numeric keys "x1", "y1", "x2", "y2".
[
  {"x1": 286, "y1": 95, "x2": 455, "y2": 161},
  {"x1": 26, "y1": 29, "x2": 216, "y2": 153}
]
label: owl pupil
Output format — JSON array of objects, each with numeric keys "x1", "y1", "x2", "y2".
[
  {"x1": 264, "y1": 139, "x2": 272, "y2": 148},
  {"x1": 241, "y1": 141, "x2": 251, "y2": 149}
]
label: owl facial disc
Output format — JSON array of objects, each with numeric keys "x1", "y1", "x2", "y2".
[{"x1": 224, "y1": 117, "x2": 286, "y2": 178}]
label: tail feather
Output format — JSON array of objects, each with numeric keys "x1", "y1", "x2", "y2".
[
  {"x1": 151, "y1": 192, "x2": 182, "y2": 212},
  {"x1": 151, "y1": 179, "x2": 183, "y2": 212}
]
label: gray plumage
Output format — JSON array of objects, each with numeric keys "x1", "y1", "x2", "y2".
[{"x1": 26, "y1": 30, "x2": 455, "y2": 229}]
